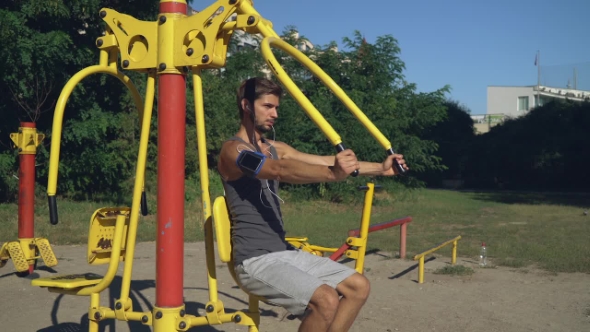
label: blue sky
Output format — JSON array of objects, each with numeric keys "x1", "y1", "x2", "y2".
[{"x1": 195, "y1": 0, "x2": 589, "y2": 114}]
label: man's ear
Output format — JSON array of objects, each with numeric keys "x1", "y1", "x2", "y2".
[{"x1": 242, "y1": 99, "x2": 254, "y2": 120}]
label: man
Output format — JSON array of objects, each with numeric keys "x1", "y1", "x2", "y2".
[{"x1": 217, "y1": 77, "x2": 408, "y2": 332}]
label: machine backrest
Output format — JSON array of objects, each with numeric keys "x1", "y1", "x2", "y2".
[{"x1": 212, "y1": 196, "x2": 232, "y2": 263}]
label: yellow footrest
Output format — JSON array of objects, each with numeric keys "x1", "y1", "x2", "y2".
[
  {"x1": 7, "y1": 242, "x2": 29, "y2": 272},
  {"x1": 36, "y1": 238, "x2": 58, "y2": 267},
  {"x1": 32, "y1": 273, "x2": 102, "y2": 289}
]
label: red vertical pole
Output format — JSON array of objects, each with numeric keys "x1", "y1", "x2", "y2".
[
  {"x1": 156, "y1": 0, "x2": 187, "y2": 308},
  {"x1": 18, "y1": 122, "x2": 36, "y2": 241},
  {"x1": 400, "y1": 223, "x2": 407, "y2": 259}
]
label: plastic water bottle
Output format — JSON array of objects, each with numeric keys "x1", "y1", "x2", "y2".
[{"x1": 479, "y1": 242, "x2": 487, "y2": 267}]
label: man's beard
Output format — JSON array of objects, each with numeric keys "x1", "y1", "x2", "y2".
[{"x1": 255, "y1": 123, "x2": 273, "y2": 133}]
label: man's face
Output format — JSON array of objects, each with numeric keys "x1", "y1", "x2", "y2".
[{"x1": 252, "y1": 94, "x2": 279, "y2": 133}]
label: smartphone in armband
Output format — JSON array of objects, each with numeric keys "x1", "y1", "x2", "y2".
[{"x1": 236, "y1": 150, "x2": 267, "y2": 177}]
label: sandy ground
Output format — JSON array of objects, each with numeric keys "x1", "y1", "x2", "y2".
[{"x1": 0, "y1": 241, "x2": 588, "y2": 332}]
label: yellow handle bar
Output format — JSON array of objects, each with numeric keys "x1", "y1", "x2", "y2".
[
  {"x1": 260, "y1": 36, "x2": 406, "y2": 174},
  {"x1": 47, "y1": 65, "x2": 145, "y2": 225}
]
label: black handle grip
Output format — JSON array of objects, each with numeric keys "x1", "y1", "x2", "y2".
[
  {"x1": 387, "y1": 148, "x2": 406, "y2": 174},
  {"x1": 335, "y1": 143, "x2": 359, "y2": 177},
  {"x1": 48, "y1": 195, "x2": 58, "y2": 225},
  {"x1": 141, "y1": 190, "x2": 148, "y2": 216}
]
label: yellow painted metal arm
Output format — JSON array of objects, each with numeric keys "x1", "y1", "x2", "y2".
[
  {"x1": 259, "y1": 36, "x2": 405, "y2": 174},
  {"x1": 260, "y1": 37, "x2": 343, "y2": 147},
  {"x1": 118, "y1": 71, "x2": 157, "y2": 306},
  {"x1": 47, "y1": 65, "x2": 144, "y2": 225},
  {"x1": 261, "y1": 36, "x2": 393, "y2": 149}
]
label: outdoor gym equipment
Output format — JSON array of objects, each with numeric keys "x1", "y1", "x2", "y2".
[
  {"x1": 31, "y1": 1, "x2": 406, "y2": 331},
  {"x1": 0, "y1": 123, "x2": 57, "y2": 275},
  {"x1": 285, "y1": 183, "x2": 413, "y2": 273},
  {"x1": 413, "y1": 235, "x2": 462, "y2": 284}
]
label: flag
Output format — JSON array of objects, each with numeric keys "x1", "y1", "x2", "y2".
[{"x1": 534, "y1": 53, "x2": 538, "y2": 66}]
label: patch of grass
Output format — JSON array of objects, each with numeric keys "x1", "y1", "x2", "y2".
[
  {"x1": 494, "y1": 257, "x2": 528, "y2": 268},
  {"x1": 433, "y1": 265, "x2": 474, "y2": 276}
]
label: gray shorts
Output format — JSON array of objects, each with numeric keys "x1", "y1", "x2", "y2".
[{"x1": 234, "y1": 249, "x2": 357, "y2": 316}]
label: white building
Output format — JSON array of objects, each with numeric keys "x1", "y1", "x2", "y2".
[
  {"x1": 487, "y1": 85, "x2": 542, "y2": 118},
  {"x1": 487, "y1": 85, "x2": 590, "y2": 118}
]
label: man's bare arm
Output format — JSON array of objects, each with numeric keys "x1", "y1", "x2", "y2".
[
  {"x1": 272, "y1": 141, "x2": 405, "y2": 177},
  {"x1": 218, "y1": 140, "x2": 357, "y2": 184}
]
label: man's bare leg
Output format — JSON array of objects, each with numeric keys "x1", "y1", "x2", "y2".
[
  {"x1": 328, "y1": 273, "x2": 371, "y2": 332},
  {"x1": 298, "y1": 285, "x2": 340, "y2": 332}
]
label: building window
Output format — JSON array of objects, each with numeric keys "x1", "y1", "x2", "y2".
[{"x1": 518, "y1": 96, "x2": 529, "y2": 111}]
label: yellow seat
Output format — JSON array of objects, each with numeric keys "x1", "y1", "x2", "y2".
[{"x1": 32, "y1": 208, "x2": 129, "y2": 294}]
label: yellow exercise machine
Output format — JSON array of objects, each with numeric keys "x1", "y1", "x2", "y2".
[{"x1": 32, "y1": 1, "x2": 404, "y2": 331}]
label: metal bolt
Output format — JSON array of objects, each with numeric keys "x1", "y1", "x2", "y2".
[
  {"x1": 347, "y1": 239, "x2": 352, "y2": 244},
  {"x1": 234, "y1": 314, "x2": 242, "y2": 323},
  {"x1": 180, "y1": 309, "x2": 186, "y2": 317},
  {"x1": 247, "y1": 16, "x2": 255, "y2": 25},
  {"x1": 186, "y1": 48, "x2": 194, "y2": 56},
  {"x1": 159, "y1": 16, "x2": 167, "y2": 24},
  {"x1": 96, "y1": 39, "x2": 103, "y2": 47},
  {"x1": 206, "y1": 305, "x2": 214, "y2": 312},
  {"x1": 94, "y1": 312, "x2": 101, "y2": 320},
  {"x1": 202, "y1": 55, "x2": 209, "y2": 63},
  {"x1": 99, "y1": 10, "x2": 106, "y2": 18},
  {"x1": 155, "y1": 311, "x2": 163, "y2": 319},
  {"x1": 159, "y1": 63, "x2": 167, "y2": 71},
  {"x1": 115, "y1": 302, "x2": 122, "y2": 310},
  {"x1": 141, "y1": 315, "x2": 149, "y2": 323},
  {"x1": 179, "y1": 322, "x2": 187, "y2": 329},
  {"x1": 123, "y1": 60, "x2": 129, "y2": 68}
]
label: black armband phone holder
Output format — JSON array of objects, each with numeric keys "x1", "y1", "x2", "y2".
[{"x1": 236, "y1": 150, "x2": 266, "y2": 177}]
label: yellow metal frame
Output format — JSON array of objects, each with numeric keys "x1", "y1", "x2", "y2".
[
  {"x1": 34, "y1": 1, "x2": 402, "y2": 331},
  {"x1": 413, "y1": 235, "x2": 462, "y2": 284},
  {"x1": 33, "y1": 47, "x2": 157, "y2": 330},
  {"x1": 285, "y1": 183, "x2": 377, "y2": 274}
]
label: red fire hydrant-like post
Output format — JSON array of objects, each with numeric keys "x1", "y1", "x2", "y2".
[
  {"x1": 0, "y1": 122, "x2": 57, "y2": 275},
  {"x1": 15, "y1": 123, "x2": 41, "y2": 252}
]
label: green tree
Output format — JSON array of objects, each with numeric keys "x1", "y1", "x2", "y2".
[
  {"x1": 418, "y1": 100, "x2": 475, "y2": 187},
  {"x1": 0, "y1": 0, "x2": 160, "y2": 202},
  {"x1": 464, "y1": 100, "x2": 590, "y2": 191}
]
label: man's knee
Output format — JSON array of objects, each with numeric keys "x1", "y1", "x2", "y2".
[
  {"x1": 341, "y1": 273, "x2": 371, "y2": 302},
  {"x1": 307, "y1": 284, "x2": 340, "y2": 323}
]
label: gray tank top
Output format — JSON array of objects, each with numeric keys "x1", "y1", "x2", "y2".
[{"x1": 222, "y1": 136, "x2": 291, "y2": 265}]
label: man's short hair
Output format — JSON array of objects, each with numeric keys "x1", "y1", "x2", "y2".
[{"x1": 236, "y1": 77, "x2": 283, "y2": 119}]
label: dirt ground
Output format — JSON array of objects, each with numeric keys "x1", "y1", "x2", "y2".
[{"x1": 0, "y1": 241, "x2": 588, "y2": 332}]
